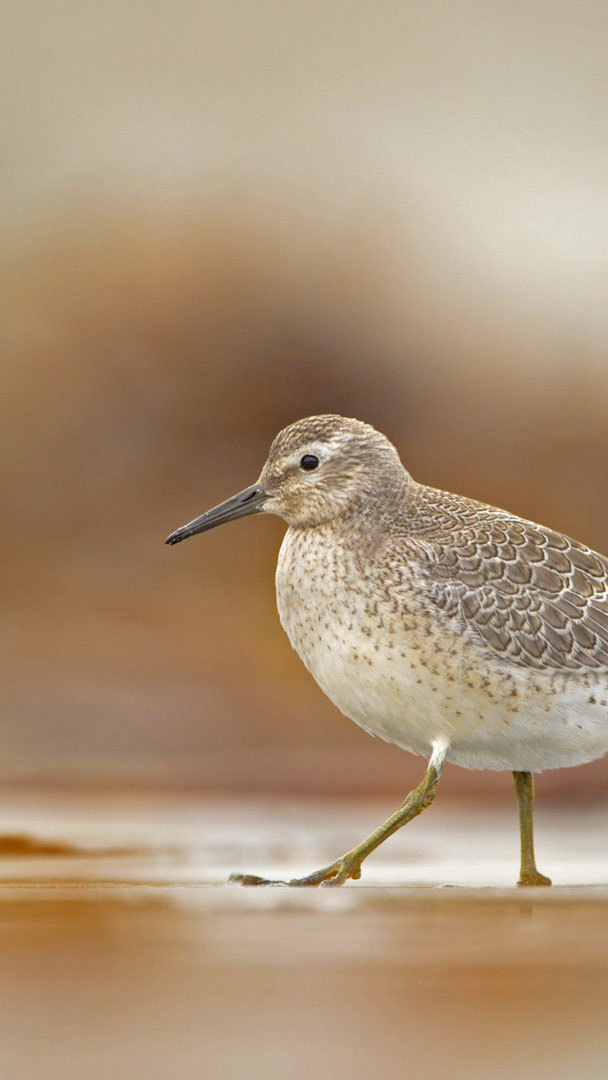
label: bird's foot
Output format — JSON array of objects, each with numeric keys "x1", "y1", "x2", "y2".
[
  {"x1": 291, "y1": 854, "x2": 362, "y2": 887},
  {"x1": 229, "y1": 854, "x2": 362, "y2": 888},
  {"x1": 517, "y1": 869, "x2": 552, "y2": 887}
]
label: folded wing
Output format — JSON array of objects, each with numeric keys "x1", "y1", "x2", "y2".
[{"x1": 414, "y1": 488, "x2": 608, "y2": 672}]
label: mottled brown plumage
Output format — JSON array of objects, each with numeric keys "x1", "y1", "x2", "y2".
[
  {"x1": 263, "y1": 413, "x2": 608, "y2": 678},
  {"x1": 166, "y1": 413, "x2": 608, "y2": 886},
  {"x1": 410, "y1": 485, "x2": 608, "y2": 673}
]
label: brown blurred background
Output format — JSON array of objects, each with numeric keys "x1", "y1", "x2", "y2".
[{"x1": 3, "y1": 0, "x2": 608, "y2": 801}]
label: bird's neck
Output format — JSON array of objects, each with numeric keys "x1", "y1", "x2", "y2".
[{"x1": 301, "y1": 474, "x2": 416, "y2": 554}]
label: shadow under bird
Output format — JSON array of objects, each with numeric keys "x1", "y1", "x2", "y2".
[{"x1": 166, "y1": 415, "x2": 608, "y2": 887}]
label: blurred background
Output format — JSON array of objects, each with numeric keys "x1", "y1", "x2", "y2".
[{"x1": 3, "y1": 0, "x2": 608, "y2": 801}]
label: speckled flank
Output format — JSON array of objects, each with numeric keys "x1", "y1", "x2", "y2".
[{"x1": 265, "y1": 414, "x2": 608, "y2": 773}]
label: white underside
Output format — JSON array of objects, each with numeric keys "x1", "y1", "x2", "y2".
[
  {"x1": 313, "y1": 644, "x2": 608, "y2": 772},
  {"x1": 278, "y1": 604, "x2": 608, "y2": 773},
  {"x1": 276, "y1": 554, "x2": 608, "y2": 774}
]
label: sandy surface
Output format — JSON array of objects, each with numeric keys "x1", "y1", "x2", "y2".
[{"x1": 0, "y1": 791, "x2": 607, "y2": 1079}]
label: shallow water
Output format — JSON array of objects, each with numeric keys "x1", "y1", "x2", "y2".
[{"x1": 0, "y1": 791, "x2": 607, "y2": 1079}]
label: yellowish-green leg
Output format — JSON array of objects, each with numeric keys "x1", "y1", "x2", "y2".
[
  {"x1": 512, "y1": 771, "x2": 551, "y2": 887},
  {"x1": 230, "y1": 763, "x2": 440, "y2": 888}
]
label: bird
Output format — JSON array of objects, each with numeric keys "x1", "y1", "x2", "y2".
[{"x1": 165, "y1": 414, "x2": 608, "y2": 888}]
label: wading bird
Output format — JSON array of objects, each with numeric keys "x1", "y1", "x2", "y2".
[{"x1": 166, "y1": 415, "x2": 608, "y2": 887}]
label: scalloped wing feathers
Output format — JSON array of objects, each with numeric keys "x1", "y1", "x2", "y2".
[{"x1": 413, "y1": 486, "x2": 608, "y2": 672}]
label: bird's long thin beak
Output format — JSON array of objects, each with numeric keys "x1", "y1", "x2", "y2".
[{"x1": 165, "y1": 483, "x2": 267, "y2": 546}]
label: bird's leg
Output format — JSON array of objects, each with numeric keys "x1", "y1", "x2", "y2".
[
  {"x1": 230, "y1": 761, "x2": 440, "y2": 888},
  {"x1": 512, "y1": 770, "x2": 551, "y2": 887}
]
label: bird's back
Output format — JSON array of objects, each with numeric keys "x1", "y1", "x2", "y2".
[{"x1": 406, "y1": 482, "x2": 608, "y2": 675}]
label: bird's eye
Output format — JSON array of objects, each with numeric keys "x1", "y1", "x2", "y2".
[{"x1": 300, "y1": 454, "x2": 319, "y2": 471}]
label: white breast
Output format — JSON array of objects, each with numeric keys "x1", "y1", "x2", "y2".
[{"x1": 275, "y1": 527, "x2": 459, "y2": 759}]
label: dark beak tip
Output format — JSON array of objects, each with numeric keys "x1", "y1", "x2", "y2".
[
  {"x1": 164, "y1": 482, "x2": 265, "y2": 548},
  {"x1": 164, "y1": 527, "x2": 190, "y2": 545}
]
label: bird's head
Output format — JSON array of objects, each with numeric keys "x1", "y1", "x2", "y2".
[{"x1": 165, "y1": 414, "x2": 407, "y2": 545}]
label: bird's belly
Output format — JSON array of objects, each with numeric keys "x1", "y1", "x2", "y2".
[
  {"x1": 277, "y1": 585, "x2": 608, "y2": 771},
  {"x1": 306, "y1": 636, "x2": 444, "y2": 759},
  {"x1": 445, "y1": 674, "x2": 608, "y2": 771},
  {"x1": 315, "y1": 641, "x2": 608, "y2": 771}
]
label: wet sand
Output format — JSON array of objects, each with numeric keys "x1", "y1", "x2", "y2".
[{"x1": 0, "y1": 791, "x2": 607, "y2": 1079}]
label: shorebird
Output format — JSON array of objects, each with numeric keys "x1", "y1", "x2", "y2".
[{"x1": 166, "y1": 415, "x2": 608, "y2": 887}]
